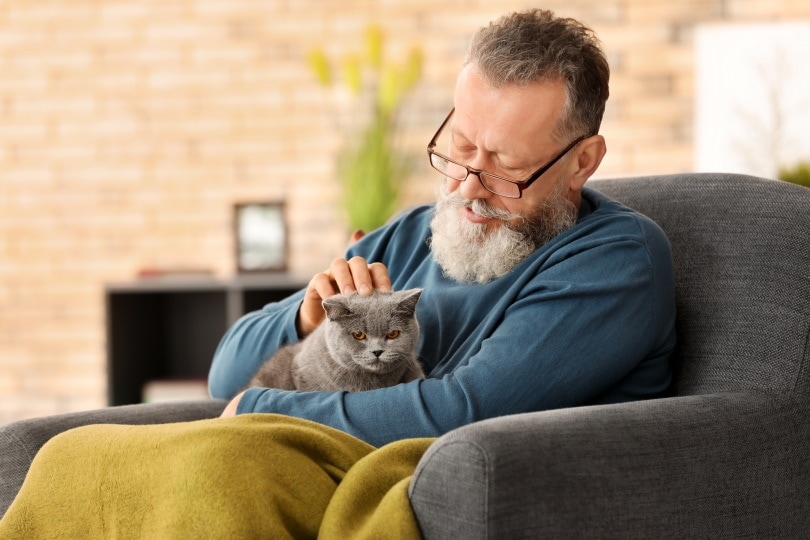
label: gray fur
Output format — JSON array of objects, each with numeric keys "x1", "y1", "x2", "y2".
[{"x1": 249, "y1": 289, "x2": 425, "y2": 392}]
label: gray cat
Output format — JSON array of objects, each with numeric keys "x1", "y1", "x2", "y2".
[{"x1": 248, "y1": 288, "x2": 425, "y2": 392}]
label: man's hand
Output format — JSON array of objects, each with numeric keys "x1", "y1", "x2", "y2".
[
  {"x1": 297, "y1": 256, "x2": 392, "y2": 337},
  {"x1": 220, "y1": 391, "x2": 245, "y2": 418}
]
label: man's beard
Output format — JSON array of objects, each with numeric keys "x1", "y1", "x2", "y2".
[{"x1": 428, "y1": 180, "x2": 577, "y2": 284}]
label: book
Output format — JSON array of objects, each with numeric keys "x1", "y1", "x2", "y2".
[{"x1": 142, "y1": 379, "x2": 210, "y2": 403}]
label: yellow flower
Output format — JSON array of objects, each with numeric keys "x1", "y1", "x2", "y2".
[
  {"x1": 342, "y1": 53, "x2": 362, "y2": 95},
  {"x1": 404, "y1": 47, "x2": 423, "y2": 89},
  {"x1": 365, "y1": 25, "x2": 383, "y2": 69},
  {"x1": 377, "y1": 65, "x2": 402, "y2": 114},
  {"x1": 308, "y1": 48, "x2": 331, "y2": 86}
]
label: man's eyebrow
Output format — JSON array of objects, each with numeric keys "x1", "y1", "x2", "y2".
[
  {"x1": 449, "y1": 124, "x2": 472, "y2": 144},
  {"x1": 449, "y1": 122, "x2": 531, "y2": 169}
]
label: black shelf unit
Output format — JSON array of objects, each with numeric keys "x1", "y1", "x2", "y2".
[{"x1": 105, "y1": 274, "x2": 307, "y2": 406}]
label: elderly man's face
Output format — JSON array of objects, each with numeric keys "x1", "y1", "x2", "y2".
[
  {"x1": 448, "y1": 65, "x2": 580, "y2": 219},
  {"x1": 428, "y1": 65, "x2": 581, "y2": 284}
]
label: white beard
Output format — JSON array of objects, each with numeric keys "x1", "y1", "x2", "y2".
[{"x1": 428, "y1": 181, "x2": 577, "y2": 284}]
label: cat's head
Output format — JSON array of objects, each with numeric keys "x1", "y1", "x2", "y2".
[{"x1": 321, "y1": 289, "x2": 422, "y2": 373}]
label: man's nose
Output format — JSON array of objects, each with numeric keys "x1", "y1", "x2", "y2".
[{"x1": 458, "y1": 170, "x2": 494, "y2": 201}]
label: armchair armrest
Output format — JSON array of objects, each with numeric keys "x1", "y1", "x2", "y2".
[
  {"x1": 0, "y1": 399, "x2": 227, "y2": 517},
  {"x1": 409, "y1": 394, "x2": 809, "y2": 538}
]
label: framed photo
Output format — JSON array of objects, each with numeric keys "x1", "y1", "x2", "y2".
[{"x1": 234, "y1": 201, "x2": 287, "y2": 273}]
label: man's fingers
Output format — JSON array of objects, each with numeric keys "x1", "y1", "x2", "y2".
[
  {"x1": 368, "y1": 262, "x2": 392, "y2": 292},
  {"x1": 313, "y1": 257, "x2": 378, "y2": 297},
  {"x1": 346, "y1": 257, "x2": 391, "y2": 295},
  {"x1": 308, "y1": 271, "x2": 339, "y2": 298},
  {"x1": 329, "y1": 256, "x2": 385, "y2": 296},
  {"x1": 347, "y1": 256, "x2": 374, "y2": 295},
  {"x1": 298, "y1": 272, "x2": 340, "y2": 336},
  {"x1": 329, "y1": 258, "x2": 357, "y2": 294}
]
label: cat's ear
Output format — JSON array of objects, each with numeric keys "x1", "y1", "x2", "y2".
[
  {"x1": 322, "y1": 295, "x2": 354, "y2": 321},
  {"x1": 394, "y1": 288, "x2": 423, "y2": 316}
]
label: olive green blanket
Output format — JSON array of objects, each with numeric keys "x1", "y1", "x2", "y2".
[{"x1": 0, "y1": 414, "x2": 434, "y2": 539}]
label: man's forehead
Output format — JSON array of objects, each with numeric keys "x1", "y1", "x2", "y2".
[{"x1": 452, "y1": 66, "x2": 565, "y2": 152}]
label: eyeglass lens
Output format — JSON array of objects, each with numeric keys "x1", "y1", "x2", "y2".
[{"x1": 429, "y1": 153, "x2": 521, "y2": 198}]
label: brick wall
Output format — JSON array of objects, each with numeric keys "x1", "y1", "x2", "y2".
[{"x1": 1, "y1": 0, "x2": 808, "y2": 423}]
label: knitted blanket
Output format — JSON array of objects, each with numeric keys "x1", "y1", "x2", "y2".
[{"x1": 0, "y1": 414, "x2": 433, "y2": 539}]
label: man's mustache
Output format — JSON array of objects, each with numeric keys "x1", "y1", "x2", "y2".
[{"x1": 441, "y1": 191, "x2": 522, "y2": 222}]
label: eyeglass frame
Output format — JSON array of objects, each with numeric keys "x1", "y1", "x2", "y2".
[{"x1": 426, "y1": 108, "x2": 588, "y2": 199}]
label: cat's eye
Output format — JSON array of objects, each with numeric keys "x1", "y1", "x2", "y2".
[
  {"x1": 386, "y1": 330, "x2": 400, "y2": 340},
  {"x1": 352, "y1": 331, "x2": 366, "y2": 341}
]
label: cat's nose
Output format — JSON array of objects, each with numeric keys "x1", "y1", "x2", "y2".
[{"x1": 372, "y1": 350, "x2": 383, "y2": 358}]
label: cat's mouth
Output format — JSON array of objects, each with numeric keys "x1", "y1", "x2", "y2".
[{"x1": 354, "y1": 355, "x2": 398, "y2": 373}]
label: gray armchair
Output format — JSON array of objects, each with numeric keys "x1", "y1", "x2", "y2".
[
  {"x1": 411, "y1": 173, "x2": 810, "y2": 537},
  {"x1": 2, "y1": 173, "x2": 808, "y2": 537}
]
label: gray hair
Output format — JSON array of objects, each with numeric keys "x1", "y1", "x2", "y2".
[{"x1": 464, "y1": 9, "x2": 610, "y2": 142}]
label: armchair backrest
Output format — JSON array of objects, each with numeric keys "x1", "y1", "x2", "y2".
[{"x1": 592, "y1": 173, "x2": 810, "y2": 399}]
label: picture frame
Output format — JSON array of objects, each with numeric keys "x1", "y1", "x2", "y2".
[{"x1": 234, "y1": 201, "x2": 287, "y2": 273}]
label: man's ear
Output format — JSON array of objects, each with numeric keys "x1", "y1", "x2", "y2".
[{"x1": 567, "y1": 134, "x2": 607, "y2": 192}]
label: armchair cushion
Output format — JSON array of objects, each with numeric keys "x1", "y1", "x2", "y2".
[{"x1": 593, "y1": 173, "x2": 809, "y2": 396}]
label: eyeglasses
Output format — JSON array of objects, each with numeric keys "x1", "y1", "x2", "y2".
[{"x1": 426, "y1": 108, "x2": 587, "y2": 199}]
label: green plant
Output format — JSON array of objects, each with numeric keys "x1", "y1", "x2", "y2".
[
  {"x1": 778, "y1": 162, "x2": 810, "y2": 188},
  {"x1": 337, "y1": 112, "x2": 404, "y2": 233},
  {"x1": 308, "y1": 26, "x2": 422, "y2": 232}
]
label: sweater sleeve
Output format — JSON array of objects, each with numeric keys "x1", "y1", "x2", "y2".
[
  {"x1": 236, "y1": 217, "x2": 676, "y2": 447},
  {"x1": 208, "y1": 290, "x2": 305, "y2": 399}
]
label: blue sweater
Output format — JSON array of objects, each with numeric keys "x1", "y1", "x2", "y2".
[{"x1": 209, "y1": 187, "x2": 676, "y2": 447}]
